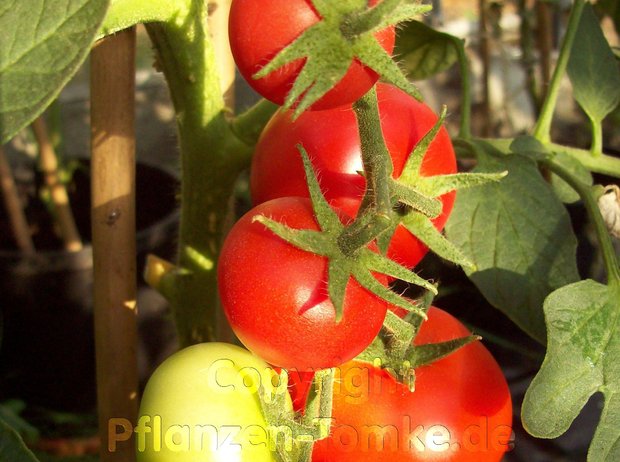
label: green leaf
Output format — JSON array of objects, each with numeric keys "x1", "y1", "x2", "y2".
[
  {"x1": 98, "y1": 0, "x2": 188, "y2": 39},
  {"x1": 394, "y1": 20, "x2": 459, "y2": 80},
  {"x1": 0, "y1": 417, "x2": 40, "y2": 462},
  {"x1": 509, "y1": 135, "x2": 594, "y2": 204},
  {"x1": 522, "y1": 281, "x2": 620, "y2": 462},
  {"x1": 445, "y1": 146, "x2": 579, "y2": 343},
  {"x1": 509, "y1": 134, "x2": 548, "y2": 158},
  {"x1": 0, "y1": 0, "x2": 109, "y2": 143},
  {"x1": 0, "y1": 402, "x2": 38, "y2": 443},
  {"x1": 567, "y1": 3, "x2": 620, "y2": 124}
]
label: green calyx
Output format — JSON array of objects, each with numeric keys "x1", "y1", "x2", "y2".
[
  {"x1": 253, "y1": 147, "x2": 436, "y2": 322},
  {"x1": 253, "y1": 0, "x2": 430, "y2": 116},
  {"x1": 349, "y1": 99, "x2": 506, "y2": 268},
  {"x1": 356, "y1": 293, "x2": 480, "y2": 391},
  {"x1": 361, "y1": 102, "x2": 507, "y2": 268},
  {"x1": 257, "y1": 369, "x2": 334, "y2": 462}
]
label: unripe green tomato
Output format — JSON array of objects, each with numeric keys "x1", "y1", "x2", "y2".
[{"x1": 137, "y1": 342, "x2": 291, "y2": 462}]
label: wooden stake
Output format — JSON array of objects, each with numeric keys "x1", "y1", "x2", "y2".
[
  {"x1": 0, "y1": 146, "x2": 35, "y2": 254},
  {"x1": 90, "y1": 28, "x2": 138, "y2": 462},
  {"x1": 31, "y1": 116, "x2": 83, "y2": 251}
]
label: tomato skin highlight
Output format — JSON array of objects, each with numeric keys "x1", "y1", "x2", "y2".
[
  {"x1": 137, "y1": 342, "x2": 289, "y2": 462},
  {"x1": 311, "y1": 307, "x2": 513, "y2": 462},
  {"x1": 218, "y1": 197, "x2": 389, "y2": 370},
  {"x1": 250, "y1": 83, "x2": 457, "y2": 269},
  {"x1": 228, "y1": 0, "x2": 396, "y2": 110}
]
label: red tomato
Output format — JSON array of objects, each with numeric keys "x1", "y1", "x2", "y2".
[
  {"x1": 229, "y1": 0, "x2": 395, "y2": 110},
  {"x1": 311, "y1": 307, "x2": 513, "y2": 462},
  {"x1": 217, "y1": 197, "x2": 389, "y2": 370},
  {"x1": 250, "y1": 83, "x2": 457, "y2": 269}
]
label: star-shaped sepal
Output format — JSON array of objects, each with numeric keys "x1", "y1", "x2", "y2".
[
  {"x1": 356, "y1": 292, "x2": 481, "y2": 391},
  {"x1": 253, "y1": 147, "x2": 437, "y2": 321},
  {"x1": 253, "y1": 0, "x2": 431, "y2": 116},
  {"x1": 382, "y1": 106, "x2": 508, "y2": 269}
]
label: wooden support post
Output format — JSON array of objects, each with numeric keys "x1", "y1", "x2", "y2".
[{"x1": 90, "y1": 28, "x2": 138, "y2": 462}]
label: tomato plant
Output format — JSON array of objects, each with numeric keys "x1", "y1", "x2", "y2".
[
  {"x1": 137, "y1": 342, "x2": 290, "y2": 462},
  {"x1": 8, "y1": 0, "x2": 620, "y2": 460},
  {"x1": 228, "y1": 0, "x2": 395, "y2": 110},
  {"x1": 218, "y1": 196, "x2": 389, "y2": 370},
  {"x1": 311, "y1": 307, "x2": 513, "y2": 462},
  {"x1": 250, "y1": 82, "x2": 457, "y2": 269}
]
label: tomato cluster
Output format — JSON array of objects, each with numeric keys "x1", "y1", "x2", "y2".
[
  {"x1": 218, "y1": 80, "x2": 460, "y2": 370},
  {"x1": 250, "y1": 82, "x2": 457, "y2": 269},
  {"x1": 138, "y1": 2, "x2": 512, "y2": 461}
]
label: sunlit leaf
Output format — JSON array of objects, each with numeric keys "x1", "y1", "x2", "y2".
[{"x1": 0, "y1": 0, "x2": 109, "y2": 143}]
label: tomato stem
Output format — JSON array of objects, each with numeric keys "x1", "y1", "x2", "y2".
[
  {"x1": 468, "y1": 138, "x2": 620, "y2": 179},
  {"x1": 144, "y1": 2, "x2": 253, "y2": 346},
  {"x1": 543, "y1": 158, "x2": 620, "y2": 285},
  {"x1": 590, "y1": 119, "x2": 603, "y2": 157},
  {"x1": 453, "y1": 37, "x2": 472, "y2": 140},
  {"x1": 338, "y1": 86, "x2": 394, "y2": 255},
  {"x1": 300, "y1": 368, "x2": 335, "y2": 461},
  {"x1": 231, "y1": 98, "x2": 280, "y2": 146},
  {"x1": 533, "y1": 0, "x2": 586, "y2": 144}
]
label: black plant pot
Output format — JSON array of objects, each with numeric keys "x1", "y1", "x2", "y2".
[{"x1": 0, "y1": 160, "x2": 179, "y2": 412}]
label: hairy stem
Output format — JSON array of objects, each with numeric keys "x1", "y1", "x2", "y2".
[
  {"x1": 145, "y1": 1, "x2": 251, "y2": 346},
  {"x1": 338, "y1": 87, "x2": 393, "y2": 255},
  {"x1": 231, "y1": 98, "x2": 280, "y2": 146},
  {"x1": 479, "y1": 138, "x2": 620, "y2": 179},
  {"x1": 298, "y1": 368, "x2": 335, "y2": 461}
]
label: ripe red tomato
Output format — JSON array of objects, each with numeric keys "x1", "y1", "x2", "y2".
[
  {"x1": 250, "y1": 83, "x2": 457, "y2": 269},
  {"x1": 311, "y1": 307, "x2": 513, "y2": 462},
  {"x1": 228, "y1": 0, "x2": 395, "y2": 110},
  {"x1": 217, "y1": 196, "x2": 388, "y2": 370}
]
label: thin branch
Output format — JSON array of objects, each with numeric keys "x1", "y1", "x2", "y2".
[
  {"x1": 31, "y1": 116, "x2": 83, "y2": 251},
  {"x1": 0, "y1": 146, "x2": 35, "y2": 254}
]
